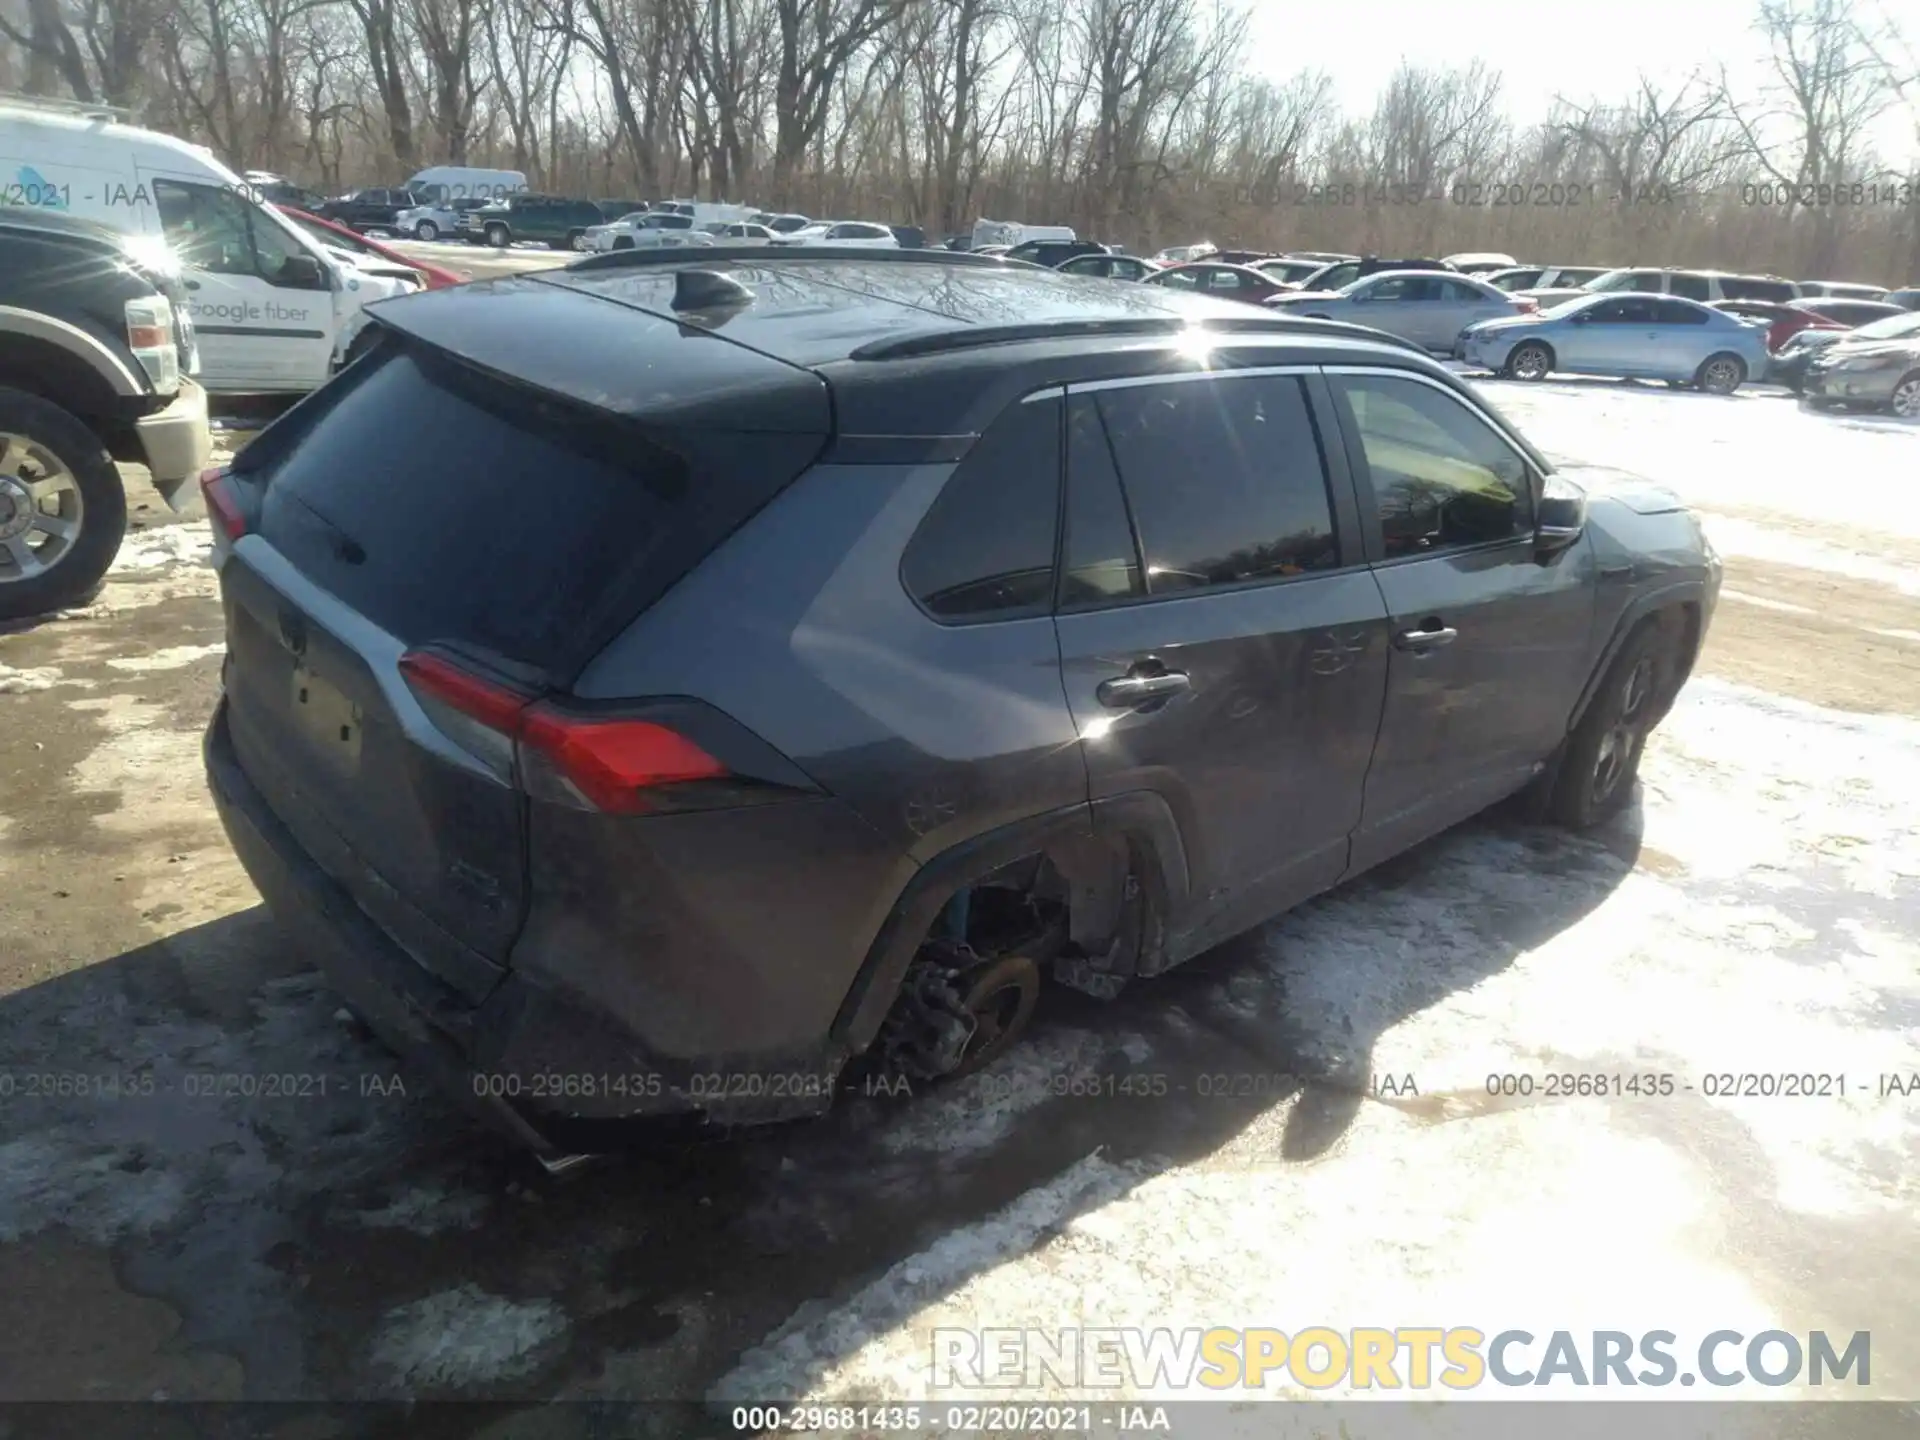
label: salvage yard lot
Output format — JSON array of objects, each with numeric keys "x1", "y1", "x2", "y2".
[{"x1": 0, "y1": 381, "x2": 1916, "y2": 1420}]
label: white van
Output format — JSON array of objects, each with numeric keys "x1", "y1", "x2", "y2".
[
  {"x1": 971, "y1": 218, "x2": 1076, "y2": 251},
  {"x1": 0, "y1": 98, "x2": 419, "y2": 393},
  {"x1": 403, "y1": 166, "x2": 528, "y2": 204}
]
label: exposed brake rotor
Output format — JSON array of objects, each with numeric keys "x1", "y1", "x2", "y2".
[{"x1": 877, "y1": 940, "x2": 1041, "y2": 1084}]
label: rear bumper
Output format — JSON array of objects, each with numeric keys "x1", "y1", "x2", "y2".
[
  {"x1": 134, "y1": 380, "x2": 212, "y2": 487},
  {"x1": 203, "y1": 699, "x2": 842, "y2": 1152}
]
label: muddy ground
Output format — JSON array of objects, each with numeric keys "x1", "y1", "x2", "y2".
[{"x1": 0, "y1": 382, "x2": 1916, "y2": 1434}]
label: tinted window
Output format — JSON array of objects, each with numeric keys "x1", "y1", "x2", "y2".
[
  {"x1": 1335, "y1": 375, "x2": 1532, "y2": 559},
  {"x1": 1364, "y1": 275, "x2": 1434, "y2": 302},
  {"x1": 1207, "y1": 269, "x2": 1246, "y2": 290},
  {"x1": 1060, "y1": 397, "x2": 1145, "y2": 607},
  {"x1": 1720, "y1": 276, "x2": 1794, "y2": 302},
  {"x1": 1095, "y1": 375, "x2": 1339, "y2": 594},
  {"x1": 1439, "y1": 279, "x2": 1489, "y2": 301},
  {"x1": 1655, "y1": 299, "x2": 1709, "y2": 324},
  {"x1": 901, "y1": 396, "x2": 1061, "y2": 622},
  {"x1": 1667, "y1": 272, "x2": 1712, "y2": 302},
  {"x1": 1590, "y1": 297, "x2": 1658, "y2": 324},
  {"x1": 1494, "y1": 269, "x2": 1543, "y2": 290},
  {"x1": 252, "y1": 344, "x2": 803, "y2": 668}
]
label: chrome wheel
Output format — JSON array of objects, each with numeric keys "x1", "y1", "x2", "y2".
[
  {"x1": 1891, "y1": 375, "x2": 1920, "y2": 418},
  {"x1": 1591, "y1": 656, "x2": 1655, "y2": 807},
  {"x1": 1699, "y1": 356, "x2": 1744, "y2": 394},
  {"x1": 1510, "y1": 343, "x2": 1551, "y2": 380},
  {"x1": 0, "y1": 432, "x2": 84, "y2": 585}
]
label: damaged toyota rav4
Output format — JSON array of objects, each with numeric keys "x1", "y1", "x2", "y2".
[{"x1": 202, "y1": 247, "x2": 1720, "y2": 1162}]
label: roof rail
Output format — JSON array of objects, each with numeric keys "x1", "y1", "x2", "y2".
[
  {"x1": 849, "y1": 313, "x2": 1426, "y2": 362},
  {"x1": 0, "y1": 88, "x2": 135, "y2": 122},
  {"x1": 565, "y1": 243, "x2": 1038, "y2": 274}
]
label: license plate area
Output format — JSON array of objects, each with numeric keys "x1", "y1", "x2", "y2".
[{"x1": 291, "y1": 663, "x2": 364, "y2": 771}]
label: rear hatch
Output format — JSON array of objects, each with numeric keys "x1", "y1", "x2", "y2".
[{"x1": 216, "y1": 308, "x2": 829, "y2": 998}]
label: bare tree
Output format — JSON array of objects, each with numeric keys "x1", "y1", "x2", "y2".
[
  {"x1": 1720, "y1": 0, "x2": 1893, "y2": 272},
  {"x1": 347, "y1": 0, "x2": 417, "y2": 168},
  {"x1": 770, "y1": 0, "x2": 911, "y2": 197},
  {"x1": 411, "y1": 0, "x2": 483, "y2": 163}
]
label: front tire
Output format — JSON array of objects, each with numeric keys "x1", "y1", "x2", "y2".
[
  {"x1": 1504, "y1": 341, "x2": 1554, "y2": 381},
  {"x1": 1887, "y1": 371, "x2": 1920, "y2": 418},
  {"x1": 1696, "y1": 353, "x2": 1746, "y2": 395},
  {"x1": 484, "y1": 222, "x2": 509, "y2": 248},
  {"x1": 563, "y1": 230, "x2": 586, "y2": 251},
  {"x1": 0, "y1": 389, "x2": 127, "y2": 621},
  {"x1": 414, "y1": 220, "x2": 439, "y2": 241},
  {"x1": 1548, "y1": 622, "x2": 1678, "y2": 829}
]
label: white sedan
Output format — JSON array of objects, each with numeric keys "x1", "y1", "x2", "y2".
[
  {"x1": 583, "y1": 214, "x2": 716, "y2": 254},
  {"x1": 771, "y1": 221, "x2": 900, "y2": 249}
]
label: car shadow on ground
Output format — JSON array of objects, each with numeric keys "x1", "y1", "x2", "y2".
[{"x1": 0, "y1": 796, "x2": 1644, "y2": 1419}]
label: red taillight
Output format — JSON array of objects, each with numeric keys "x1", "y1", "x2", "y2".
[
  {"x1": 520, "y1": 711, "x2": 727, "y2": 814},
  {"x1": 398, "y1": 648, "x2": 728, "y2": 813},
  {"x1": 398, "y1": 649, "x2": 534, "y2": 733},
  {"x1": 200, "y1": 466, "x2": 246, "y2": 540}
]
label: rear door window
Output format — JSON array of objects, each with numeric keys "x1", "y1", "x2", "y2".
[
  {"x1": 900, "y1": 395, "x2": 1061, "y2": 623},
  {"x1": 1667, "y1": 272, "x2": 1712, "y2": 301},
  {"x1": 1655, "y1": 299, "x2": 1709, "y2": 324},
  {"x1": 1093, "y1": 375, "x2": 1340, "y2": 594},
  {"x1": 250, "y1": 343, "x2": 799, "y2": 670}
]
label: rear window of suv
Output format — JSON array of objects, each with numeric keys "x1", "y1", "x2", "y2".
[
  {"x1": 249, "y1": 343, "x2": 804, "y2": 672},
  {"x1": 1718, "y1": 275, "x2": 1796, "y2": 303}
]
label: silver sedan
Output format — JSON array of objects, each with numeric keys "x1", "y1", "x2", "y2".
[{"x1": 1263, "y1": 270, "x2": 1532, "y2": 350}]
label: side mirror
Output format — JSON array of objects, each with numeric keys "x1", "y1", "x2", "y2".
[
  {"x1": 280, "y1": 254, "x2": 324, "y2": 288},
  {"x1": 1535, "y1": 480, "x2": 1587, "y2": 561}
]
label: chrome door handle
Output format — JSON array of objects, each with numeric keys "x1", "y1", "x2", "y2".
[
  {"x1": 1393, "y1": 625, "x2": 1458, "y2": 651},
  {"x1": 1096, "y1": 671, "x2": 1191, "y2": 708}
]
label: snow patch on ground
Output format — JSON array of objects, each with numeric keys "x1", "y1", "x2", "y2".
[
  {"x1": 369, "y1": 1285, "x2": 567, "y2": 1389},
  {"x1": 335, "y1": 1184, "x2": 489, "y2": 1237},
  {"x1": 67, "y1": 695, "x2": 220, "y2": 844},
  {"x1": 1476, "y1": 381, "x2": 1920, "y2": 540},
  {"x1": 0, "y1": 1132, "x2": 190, "y2": 1244},
  {"x1": 1694, "y1": 516, "x2": 1920, "y2": 598},
  {"x1": 0, "y1": 661, "x2": 67, "y2": 693},
  {"x1": 875, "y1": 1028, "x2": 1117, "y2": 1156},
  {"x1": 714, "y1": 1154, "x2": 1145, "y2": 1406},
  {"x1": 105, "y1": 643, "x2": 226, "y2": 673},
  {"x1": 109, "y1": 524, "x2": 212, "y2": 573}
]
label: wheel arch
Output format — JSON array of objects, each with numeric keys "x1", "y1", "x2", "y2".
[
  {"x1": 1567, "y1": 586, "x2": 1703, "y2": 737},
  {"x1": 830, "y1": 794, "x2": 1191, "y2": 1052}
]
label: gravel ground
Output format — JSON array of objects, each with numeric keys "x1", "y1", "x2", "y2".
[{"x1": 0, "y1": 378, "x2": 1914, "y2": 1429}]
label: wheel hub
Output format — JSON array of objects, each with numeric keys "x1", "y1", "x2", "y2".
[{"x1": 0, "y1": 475, "x2": 31, "y2": 541}]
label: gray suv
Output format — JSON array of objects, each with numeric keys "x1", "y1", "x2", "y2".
[{"x1": 200, "y1": 248, "x2": 1720, "y2": 1162}]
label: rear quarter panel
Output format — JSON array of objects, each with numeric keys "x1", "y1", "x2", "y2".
[{"x1": 555, "y1": 460, "x2": 1089, "y2": 1056}]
